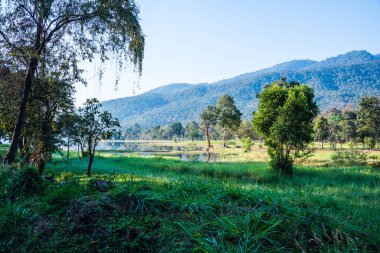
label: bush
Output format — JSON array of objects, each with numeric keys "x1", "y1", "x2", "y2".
[
  {"x1": 226, "y1": 140, "x2": 236, "y2": 146},
  {"x1": 5, "y1": 166, "x2": 48, "y2": 200},
  {"x1": 331, "y1": 150, "x2": 367, "y2": 166},
  {"x1": 242, "y1": 137, "x2": 253, "y2": 152}
]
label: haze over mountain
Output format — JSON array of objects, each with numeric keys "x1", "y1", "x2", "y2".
[{"x1": 102, "y1": 50, "x2": 380, "y2": 129}]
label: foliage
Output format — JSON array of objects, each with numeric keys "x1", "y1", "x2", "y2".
[
  {"x1": 184, "y1": 121, "x2": 202, "y2": 141},
  {"x1": 253, "y1": 79, "x2": 318, "y2": 176},
  {"x1": 357, "y1": 96, "x2": 380, "y2": 148},
  {"x1": 313, "y1": 116, "x2": 329, "y2": 148},
  {"x1": 242, "y1": 137, "x2": 253, "y2": 152},
  {"x1": 0, "y1": 0, "x2": 145, "y2": 163},
  {"x1": 216, "y1": 94, "x2": 242, "y2": 147},
  {"x1": 331, "y1": 150, "x2": 367, "y2": 166}
]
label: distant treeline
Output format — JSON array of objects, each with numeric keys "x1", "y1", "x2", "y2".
[{"x1": 120, "y1": 96, "x2": 380, "y2": 150}]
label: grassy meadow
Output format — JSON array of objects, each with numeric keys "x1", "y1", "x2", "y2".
[{"x1": 0, "y1": 143, "x2": 379, "y2": 252}]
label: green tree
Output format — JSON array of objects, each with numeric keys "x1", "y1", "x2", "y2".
[
  {"x1": 216, "y1": 94, "x2": 242, "y2": 147},
  {"x1": 253, "y1": 80, "x2": 318, "y2": 176},
  {"x1": 185, "y1": 121, "x2": 202, "y2": 141},
  {"x1": 78, "y1": 99, "x2": 120, "y2": 177},
  {"x1": 313, "y1": 116, "x2": 329, "y2": 149},
  {"x1": 200, "y1": 106, "x2": 219, "y2": 148},
  {"x1": 327, "y1": 110, "x2": 343, "y2": 150},
  {"x1": 1, "y1": 0, "x2": 145, "y2": 163},
  {"x1": 357, "y1": 97, "x2": 380, "y2": 149}
]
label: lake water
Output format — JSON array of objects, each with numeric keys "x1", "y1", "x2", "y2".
[{"x1": 97, "y1": 141, "x2": 221, "y2": 162}]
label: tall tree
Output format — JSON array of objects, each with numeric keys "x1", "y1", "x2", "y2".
[
  {"x1": 0, "y1": 0, "x2": 145, "y2": 163},
  {"x1": 253, "y1": 79, "x2": 318, "y2": 176},
  {"x1": 78, "y1": 99, "x2": 120, "y2": 177},
  {"x1": 200, "y1": 105, "x2": 219, "y2": 148},
  {"x1": 216, "y1": 94, "x2": 242, "y2": 147},
  {"x1": 313, "y1": 116, "x2": 329, "y2": 149}
]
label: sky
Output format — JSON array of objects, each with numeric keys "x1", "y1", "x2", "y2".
[{"x1": 75, "y1": 0, "x2": 380, "y2": 105}]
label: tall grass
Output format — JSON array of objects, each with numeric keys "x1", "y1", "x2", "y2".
[{"x1": 0, "y1": 151, "x2": 379, "y2": 252}]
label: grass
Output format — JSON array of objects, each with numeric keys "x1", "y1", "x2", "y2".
[{"x1": 0, "y1": 145, "x2": 379, "y2": 252}]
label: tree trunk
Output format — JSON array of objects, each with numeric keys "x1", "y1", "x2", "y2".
[
  {"x1": 321, "y1": 140, "x2": 324, "y2": 149},
  {"x1": 223, "y1": 127, "x2": 227, "y2": 148},
  {"x1": 37, "y1": 159, "x2": 45, "y2": 174},
  {"x1": 67, "y1": 139, "x2": 70, "y2": 161},
  {"x1": 4, "y1": 57, "x2": 38, "y2": 164},
  {"x1": 87, "y1": 154, "x2": 94, "y2": 177},
  {"x1": 205, "y1": 127, "x2": 211, "y2": 148}
]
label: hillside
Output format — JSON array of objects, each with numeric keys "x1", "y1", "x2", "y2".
[{"x1": 102, "y1": 50, "x2": 380, "y2": 128}]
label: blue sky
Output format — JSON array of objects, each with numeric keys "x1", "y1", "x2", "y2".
[{"x1": 75, "y1": 0, "x2": 380, "y2": 105}]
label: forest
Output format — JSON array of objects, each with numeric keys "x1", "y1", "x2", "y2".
[{"x1": 0, "y1": 1, "x2": 379, "y2": 253}]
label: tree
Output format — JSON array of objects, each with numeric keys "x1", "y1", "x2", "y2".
[
  {"x1": 200, "y1": 106, "x2": 219, "y2": 148},
  {"x1": 1, "y1": 0, "x2": 145, "y2": 163},
  {"x1": 0, "y1": 64, "x2": 75, "y2": 171},
  {"x1": 216, "y1": 94, "x2": 242, "y2": 147},
  {"x1": 357, "y1": 97, "x2": 380, "y2": 149},
  {"x1": 78, "y1": 99, "x2": 120, "y2": 177},
  {"x1": 327, "y1": 110, "x2": 342, "y2": 150},
  {"x1": 253, "y1": 79, "x2": 318, "y2": 176},
  {"x1": 184, "y1": 121, "x2": 202, "y2": 141},
  {"x1": 26, "y1": 77, "x2": 75, "y2": 173},
  {"x1": 313, "y1": 116, "x2": 329, "y2": 149}
]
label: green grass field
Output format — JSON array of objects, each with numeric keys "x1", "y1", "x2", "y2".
[{"x1": 0, "y1": 145, "x2": 379, "y2": 252}]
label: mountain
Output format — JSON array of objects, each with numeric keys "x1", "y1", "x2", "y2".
[
  {"x1": 145, "y1": 83, "x2": 193, "y2": 95},
  {"x1": 102, "y1": 50, "x2": 380, "y2": 128}
]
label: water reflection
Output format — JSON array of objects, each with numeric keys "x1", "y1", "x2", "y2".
[{"x1": 97, "y1": 142, "x2": 219, "y2": 162}]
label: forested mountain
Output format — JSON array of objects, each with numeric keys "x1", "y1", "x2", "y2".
[{"x1": 102, "y1": 50, "x2": 380, "y2": 128}]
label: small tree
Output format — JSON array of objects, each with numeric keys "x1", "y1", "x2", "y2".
[
  {"x1": 200, "y1": 105, "x2": 219, "y2": 148},
  {"x1": 78, "y1": 99, "x2": 120, "y2": 177},
  {"x1": 216, "y1": 94, "x2": 242, "y2": 147},
  {"x1": 313, "y1": 116, "x2": 329, "y2": 149},
  {"x1": 253, "y1": 79, "x2": 318, "y2": 176}
]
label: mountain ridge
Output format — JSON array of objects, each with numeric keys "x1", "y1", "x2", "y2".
[{"x1": 102, "y1": 50, "x2": 380, "y2": 128}]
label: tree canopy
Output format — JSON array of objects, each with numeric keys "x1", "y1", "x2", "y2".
[{"x1": 0, "y1": 0, "x2": 145, "y2": 163}]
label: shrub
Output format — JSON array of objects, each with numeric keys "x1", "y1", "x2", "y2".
[
  {"x1": 5, "y1": 166, "x2": 48, "y2": 200},
  {"x1": 242, "y1": 137, "x2": 253, "y2": 152},
  {"x1": 331, "y1": 150, "x2": 367, "y2": 166}
]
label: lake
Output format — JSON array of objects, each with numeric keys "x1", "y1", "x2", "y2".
[{"x1": 97, "y1": 141, "x2": 222, "y2": 162}]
